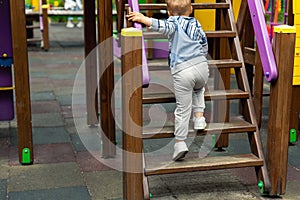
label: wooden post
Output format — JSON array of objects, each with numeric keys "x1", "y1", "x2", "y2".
[
  {"x1": 267, "y1": 25, "x2": 296, "y2": 196},
  {"x1": 98, "y1": 0, "x2": 116, "y2": 157},
  {"x1": 9, "y1": 0, "x2": 33, "y2": 164},
  {"x1": 41, "y1": 0, "x2": 49, "y2": 51},
  {"x1": 84, "y1": 0, "x2": 98, "y2": 125},
  {"x1": 121, "y1": 28, "x2": 143, "y2": 200},
  {"x1": 214, "y1": 0, "x2": 230, "y2": 149},
  {"x1": 253, "y1": 47, "x2": 264, "y2": 129}
]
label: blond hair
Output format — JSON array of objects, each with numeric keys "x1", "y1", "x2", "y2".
[{"x1": 166, "y1": 0, "x2": 192, "y2": 16}]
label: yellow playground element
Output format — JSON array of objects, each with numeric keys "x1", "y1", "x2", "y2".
[
  {"x1": 194, "y1": 0, "x2": 242, "y2": 31},
  {"x1": 194, "y1": 0, "x2": 241, "y2": 75},
  {"x1": 293, "y1": 0, "x2": 300, "y2": 85},
  {"x1": 32, "y1": 0, "x2": 40, "y2": 11}
]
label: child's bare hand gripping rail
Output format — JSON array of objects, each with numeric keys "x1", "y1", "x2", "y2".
[{"x1": 126, "y1": 12, "x2": 151, "y2": 27}]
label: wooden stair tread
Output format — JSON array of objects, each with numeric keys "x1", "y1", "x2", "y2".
[
  {"x1": 145, "y1": 154, "x2": 263, "y2": 176},
  {"x1": 26, "y1": 25, "x2": 40, "y2": 29},
  {"x1": 126, "y1": 3, "x2": 229, "y2": 10},
  {"x1": 143, "y1": 89, "x2": 249, "y2": 104},
  {"x1": 148, "y1": 59, "x2": 242, "y2": 71},
  {"x1": 143, "y1": 30, "x2": 236, "y2": 39},
  {"x1": 27, "y1": 38, "x2": 42, "y2": 42},
  {"x1": 142, "y1": 120, "x2": 256, "y2": 139}
]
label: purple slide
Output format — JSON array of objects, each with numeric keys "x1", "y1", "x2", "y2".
[
  {"x1": 128, "y1": 0, "x2": 151, "y2": 87},
  {"x1": 248, "y1": 0, "x2": 278, "y2": 82}
]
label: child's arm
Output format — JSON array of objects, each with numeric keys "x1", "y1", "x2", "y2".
[
  {"x1": 127, "y1": 12, "x2": 175, "y2": 37},
  {"x1": 126, "y1": 12, "x2": 151, "y2": 27}
]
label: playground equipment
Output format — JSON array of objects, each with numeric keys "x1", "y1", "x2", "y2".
[
  {"x1": 248, "y1": 0, "x2": 277, "y2": 82},
  {"x1": 289, "y1": 0, "x2": 300, "y2": 144},
  {"x1": 4, "y1": 0, "x2": 33, "y2": 164},
  {"x1": 0, "y1": 0, "x2": 14, "y2": 121},
  {"x1": 80, "y1": 0, "x2": 298, "y2": 198},
  {"x1": 119, "y1": 0, "x2": 272, "y2": 198},
  {"x1": 127, "y1": 0, "x2": 150, "y2": 87},
  {"x1": 267, "y1": 25, "x2": 296, "y2": 195},
  {"x1": 264, "y1": 0, "x2": 289, "y2": 39},
  {"x1": 25, "y1": 0, "x2": 49, "y2": 50}
]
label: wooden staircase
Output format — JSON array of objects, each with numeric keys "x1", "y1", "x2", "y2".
[
  {"x1": 120, "y1": 0, "x2": 271, "y2": 199},
  {"x1": 25, "y1": 0, "x2": 49, "y2": 50}
]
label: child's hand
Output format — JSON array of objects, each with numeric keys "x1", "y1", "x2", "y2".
[{"x1": 126, "y1": 12, "x2": 151, "y2": 26}]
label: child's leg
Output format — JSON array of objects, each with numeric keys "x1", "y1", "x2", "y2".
[
  {"x1": 172, "y1": 69, "x2": 194, "y2": 160},
  {"x1": 192, "y1": 87, "x2": 205, "y2": 118},
  {"x1": 192, "y1": 62, "x2": 209, "y2": 117},
  {"x1": 173, "y1": 70, "x2": 194, "y2": 142}
]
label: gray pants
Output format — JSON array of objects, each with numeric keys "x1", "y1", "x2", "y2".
[{"x1": 173, "y1": 61, "x2": 209, "y2": 141}]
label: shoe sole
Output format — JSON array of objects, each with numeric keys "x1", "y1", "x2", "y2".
[
  {"x1": 194, "y1": 123, "x2": 207, "y2": 130},
  {"x1": 173, "y1": 150, "x2": 188, "y2": 161}
]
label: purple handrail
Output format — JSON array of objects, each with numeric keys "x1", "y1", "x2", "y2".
[
  {"x1": 248, "y1": 0, "x2": 278, "y2": 82},
  {"x1": 128, "y1": 0, "x2": 151, "y2": 87}
]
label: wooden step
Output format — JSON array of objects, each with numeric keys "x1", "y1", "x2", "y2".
[
  {"x1": 26, "y1": 25, "x2": 40, "y2": 29},
  {"x1": 142, "y1": 120, "x2": 256, "y2": 139},
  {"x1": 148, "y1": 59, "x2": 242, "y2": 71},
  {"x1": 143, "y1": 30, "x2": 236, "y2": 40},
  {"x1": 126, "y1": 3, "x2": 229, "y2": 11},
  {"x1": 145, "y1": 154, "x2": 263, "y2": 176},
  {"x1": 27, "y1": 38, "x2": 42, "y2": 42},
  {"x1": 143, "y1": 89, "x2": 249, "y2": 104}
]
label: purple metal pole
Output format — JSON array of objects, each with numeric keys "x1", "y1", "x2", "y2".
[
  {"x1": 248, "y1": 0, "x2": 278, "y2": 82},
  {"x1": 128, "y1": 0, "x2": 150, "y2": 87}
]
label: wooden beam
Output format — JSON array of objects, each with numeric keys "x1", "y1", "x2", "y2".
[
  {"x1": 98, "y1": 0, "x2": 116, "y2": 157},
  {"x1": 253, "y1": 46, "x2": 264, "y2": 129},
  {"x1": 84, "y1": 0, "x2": 98, "y2": 125},
  {"x1": 41, "y1": 0, "x2": 49, "y2": 50},
  {"x1": 121, "y1": 28, "x2": 144, "y2": 200},
  {"x1": 9, "y1": 0, "x2": 33, "y2": 164},
  {"x1": 267, "y1": 26, "x2": 296, "y2": 196}
]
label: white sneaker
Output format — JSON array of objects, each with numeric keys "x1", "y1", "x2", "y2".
[
  {"x1": 172, "y1": 141, "x2": 188, "y2": 161},
  {"x1": 66, "y1": 21, "x2": 74, "y2": 28},
  {"x1": 194, "y1": 116, "x2": 207, "y2": 130},
  {"x1": 76, "y1": 21, "x2": 83, "y2": 28}
]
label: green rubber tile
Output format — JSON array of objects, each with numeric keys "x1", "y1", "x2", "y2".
[
  {"x1": 30, "y1": 91, "x2": 56, "y2": 101},
  {"x1": 84, "y1": 170, "x2": 122, "y2": 200},
  {"x1": 32, "y1": 113, "x2": 64, "y2": 127},
  {"x1": 70, "y1": 133, "x2": 87, "y2": 152},
  {"x1": 8, "y1": 186, "x2": 91, "y2": 200},
  {"x1": 29, "y1": 71, "x2": 47, "y2": 78},
  {"x1": 56, "y1": 95, "x2": 72, "y2": 106},
  {"x1": 53, "y1": 87, "x2": 74, "y2": 96},
  {"x1": 0, "y1": 179, "x2": 7, "y2": 200},
  {"x1": 8, "y1": 162, "x2": 84, "y2": 192},
  {"x1": 33, "y1": 127, "x2": 70, "y2": 144}
]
